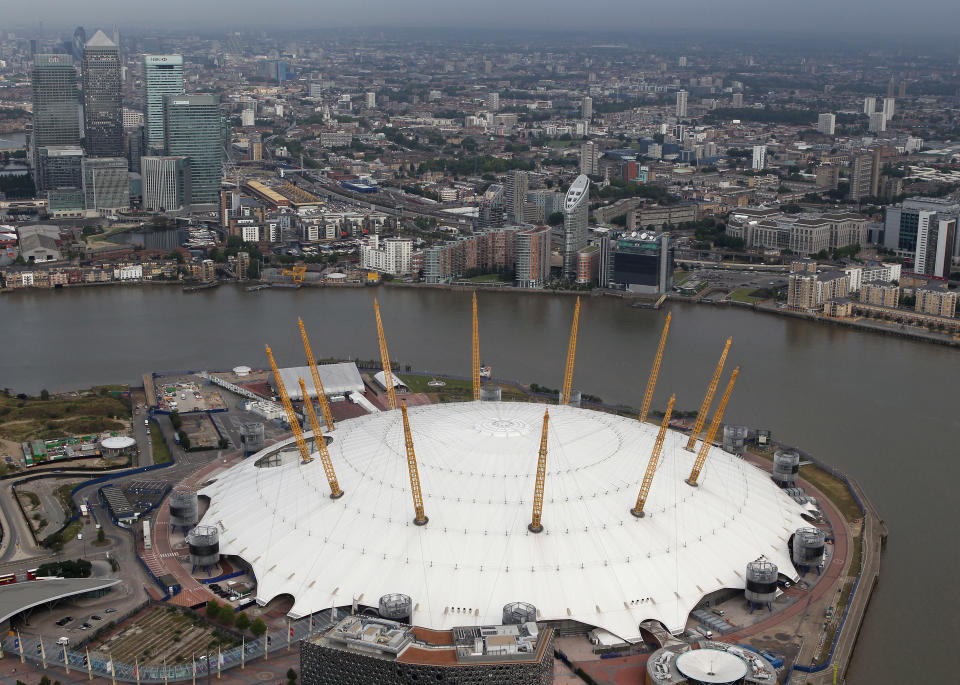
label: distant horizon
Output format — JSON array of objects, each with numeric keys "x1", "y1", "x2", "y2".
[{"x1": 6, "y1": 0, "x2": 960, "y2": 43}]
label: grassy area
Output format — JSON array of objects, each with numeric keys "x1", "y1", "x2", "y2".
[
  {"x1": 21, "y1": 490, "x2": 39, "y2": 508},
  {"x1": 817, "y1": 576, "x2": 856, "y2": 663},
  {"x1": 399, "y1": 375, "x2": 529, "y2": 403},
  {"x1": 468, "y1": 273, "x2": 509, "y2": 282},
  {"x1": 545, "y1": 140, "x2": 576, "y2": 148},
  {"x1": 798, "y1": 464, "x2": 861, "y2": 523},
  {"x1": 150, "y1": 422, "x2": 172, "y2": 464},
  {"x1": 673, "y1": 269, "x2": 691, "y2": 285},
  {"x1": 0, "y1": 391, "x2": 129, "y2": 442},
  {"x1": 728, "y1": 287, "x2": 764, "y2": 303}
]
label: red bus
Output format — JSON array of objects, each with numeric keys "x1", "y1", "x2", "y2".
[
  {"x1": 26, "y1": 569, "x2": 38, "y2": 581},
  {"x1": 0, "y1": 574, "x2": 16, "y2": 585}
]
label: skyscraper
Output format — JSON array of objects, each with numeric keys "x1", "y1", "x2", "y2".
[
  {"x1": 752, "y1": 145, "x2": 766, "y2": 170},
  {"x1": 817, "y1": 113, "x2": 836, "y2": 135},
  {"x1": 143, "y1": 55, "x2": 184, "y2": 151},
  {"x1": 848, "y1": 149, "x2": 880, "y2": 202},
  {"x1": 141, "y1": 156, "x2": 190, "y2": 212},
  {"x1": 863, "y1": 97, "x2": 876, "y2": 116},
  {"x1": 562, "y1": 175, "x2": 590, "y2": 280},
  {"x1": 82, "y1": 156, "x2": 129, "y2": 213},
  {"x1": 164, "y1": 94, "x2": 223, "y2": 207},
  {"x1": 71, "y1": 27, "x2": 86, "y2": 61},
  {"x1": 82, "y1": 30, "x2": 123, "y2": 157},
  {"x1": 31, "y1": 54, "x2": 80, "y2": 188},
  {"x1": 676, "y1": 90, "x2": 688, "y2": 118},
  {"x1": 882, "y1": 97, "x2": 895, "y2": 123},
  {"x1": 504, "y1": 170, "x2": 529, "y2": 224}
]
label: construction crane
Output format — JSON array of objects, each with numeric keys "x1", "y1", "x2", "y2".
[
  {"x1": 638, "y1": 313, "x2": 672, "y2": 424},
  {"x1": 400, "y1": 402, "x2": 428, "y2": 525},
  {"x1": 297, "y1": 378, "x2": 343, "y2": 499},
  {"x1": 631, "y1": 395, "x2": 675, "y2": 518},
  {"x1": 686, "y1": 368, "x2": 740, "y2": 487},
  {"x1": 264, "y1": 345, "x2": 312, "y2": 465},
  {"x1": 374, "y1": 299, "x2": 397, "y2": 410},
  {"x1": 298, "y1": 318, "x2": 335, "y2": 431},
  {"x1": 528, "y1": 409, "x2": 550, "y2": 533},
  {"x1": 472, "y1": 292, "x2": 481, "y2": 401},
  {"x1": 282, "y1": 265, "x2": 307, "y2": 283},
  {"x1": 685, "y1": 337, "x2": 732, "y2": 452},
  {"x1": 560, "y1": 297, "x2": 581, "y2": 406}
]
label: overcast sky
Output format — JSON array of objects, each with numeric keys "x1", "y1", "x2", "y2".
[{"x1": 10, "y1": 1, "x2": 960, "y2": 36}]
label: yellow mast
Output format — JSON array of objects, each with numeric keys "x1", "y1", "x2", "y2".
[
  {"x1": 560, "y1": 297, "x2": 581, "y2": 406},
  {"x1": 374, "y1": 299, "x2": 397, "y2": 410},
  {"x1": 685, "y1": 337, "x2": 732, "y2": 451},
  {"x1": 400, "y1": 403, "x2": 428, "y2": 525},
  {"x1": 265, "y1": 345, "x2": 312, "y2": 465},
  {"x1": 472, "y1": 292, "x2": 481, "y2": 401},
  {"x1": 638, "y1": 313, "x2": 671, "y2": 424},
  {"x1": 528, "y1": 409, "x2": 550, "y2": 533},
  {"x1": 686, "y1": 368, "x2": 739, "y2": 486},
  {"x1": 631, "y1": 395, "x2": 675, "y2": 517},
  {"x1": 297, "y1": 378, "x2": 343, "y2": 499},
  {"x1": 298, "y1": 318, "x2": 335, "y2": 431}
]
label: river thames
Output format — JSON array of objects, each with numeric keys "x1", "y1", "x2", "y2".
[{"x1": 1, "y1": 284, "x2": 957, "y2": 682}]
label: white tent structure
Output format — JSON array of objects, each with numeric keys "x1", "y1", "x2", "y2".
[
  {"x1": 199, "y1": 402, "x2": 810, "y2": 641},
  {"x1": 276, "y1": 362, "x2": 365, "y2": 400}
]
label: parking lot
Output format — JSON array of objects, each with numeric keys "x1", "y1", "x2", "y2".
[{"x1": 155, "y1": 377, "x2": 226, "y2": 413}]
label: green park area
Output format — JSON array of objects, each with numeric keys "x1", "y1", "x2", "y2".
[{"x1": 0, "y1": 388, "x2": 130, "y2": 442}]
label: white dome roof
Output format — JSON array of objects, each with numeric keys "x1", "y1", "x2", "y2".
[
  {"x1": 101, "y1": 436, "x2": 136, "y2": 449},
  {"x1": 200, "y1": 402, "x2": 808, "y2": 640}
]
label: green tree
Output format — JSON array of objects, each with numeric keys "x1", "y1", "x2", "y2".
[
  {"x1": 286, "y1": 668, "x2": 298, "y2": 682},
  {"x1": 178, "y1": 431, "x2": 190, "y2": 449},
  {"x1": 206, "y1": 599, "x2": 221, "y2": 620},
  {"x1": 548, "y1": 211, "x2": 564, "y2": 226},
  {"x1": 39, "y1": 389, "x2": 50, "y2": 401},
  {"x1": 39, "y1": 677, "x2": 51, "y2": 685},
  {"x1": 220, "y1": 608, "x2": 235, "y2": 627},
  {"x1": 250, "y1": 617, "x2": 267, "y2": 637},
  {"x1": 235, "y1": 612, "x2": 251, "y2": 631},
  {"x1": 96, "y1": 526, "x2": 106, "y2": 544}
]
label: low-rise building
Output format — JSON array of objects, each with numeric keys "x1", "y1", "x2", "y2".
[
  {"x1": 915, "y1": 288, "x2": 957, "y2": 318},
  {"x1": 860, "y1": 282, "x2": 900, "y2": 308}
]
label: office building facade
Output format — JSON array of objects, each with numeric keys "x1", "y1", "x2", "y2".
[
  {"x1": 609, "y1": 232, "x2": 673, "y2": 294},
  {"x1": 163, "y1": 94, "x2": 223, "y2": 207},
  {"x1": 39, "y1": 145, "x2": 83, "y2": 191},
  {"x1": 82, "y1": 156, "x2": 129, "y2": 214},
  {"x1": 82, "y1": 31, "x2": 123, "y2": 157},
  {"x1": 31, "y1": 54, "x2": 80, "y2": 188},
  {"x1": 144, "y1": 55, "x2": 184, "y2": 151},
  {"x1": 141, "y1": 156, "x2": 190, "y2": 212}
]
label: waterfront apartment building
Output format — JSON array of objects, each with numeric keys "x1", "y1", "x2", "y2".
[
  {"x1": 422, "y1": 225, "x2": 548, "y2": 287},
  {"x1": 82, "y1": 31, "x2": 123, "y2": 157},
  {"x1": 31, "y1": 54, "x2": 80, "y2": 188},
  {"x1": 163, "y1": 94, "x2": 223, "y2": 207},
  {"x1": 562, "y1": 175, "x2": 590, "y2": 280},
  {"x1": 915, "y1": 288, "x2": 957, "y2": 318},
  {"x1": 143, "y1": 55, "x2": 184, "y2": 150},
  {"x1": 81, "y1": 157, "x2": 129, "y2": 214},
  {"x1": 515, "y1": 225, "x2": 552, "y2": 288},
  {"x1": 860, "y1": 283, "x2": 900, "y2": 308},
  {"x1": 141, "y1": 156, "x2": 190, "y2": 212},
  {"x1": 360, "y1": 235, "x2": 413, "y2": 275},
  {"x1": 505, "y1": 171, "x2": 529, "y2": 225},
  {"x1": 787, "y1": 265, "x2": 849, "y2": 311}
]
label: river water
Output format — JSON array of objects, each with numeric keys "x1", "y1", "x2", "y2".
[{"x1": 1, "y1": 285, "x2": 957, "y2": 681}]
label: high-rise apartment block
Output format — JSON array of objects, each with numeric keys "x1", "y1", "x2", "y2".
[
  {"x1": 486, "y1": 92, "x2": 499, "y2": 111},
  {"x1": 676, "y1": 90, "x2": 688, "y2": 118},
  {"x1": 732, "y1": 92, "x2": 743, "y2": 107},
  {"x1": 817, "y1": 113, "x2": 836, "y2": 135},
  {"x1": 562, "y1": 175, "x2": 590, "y2": 280},
  {"x1": 31, "y1": 54, "x2": 80, "y2": 188},
  {"x1": 141, "y1": 156, "x2": 190, "y2": 212},
  {"x1": 82, "y1": 30, "x2": 123, "y2": 157},
  {"x1": 914, "y1": 216, "x2": 956, "y2": 279},
  {"x1": 580, "y1": 141, "x2": 599, "y2": 176},
  {"x1": 505, "y1": 171, "x2": 529, "y2": 224},
  {"x1": 581, "y1": 96, "x2": 592, "y2": 121},
  {"x1": 864, "y1": 97, "x2": 876, "y2": 116},
  {"x1": 143, "y1": 55, "x2": 184, "y2": 151},
  {"x1": 163, "y1": 94, "x2": 223, "y2": 207},
  {"x1": 848, "y1": 149, "x2": 880, "y2": 201},
  {"x1": 365, "y1": 91, "x2": 376, "y2": 109},
  {"x1": 882, "y1": 97, "x2": 895, "y2": 123},
  {"x1": 751, "y1": 145, "x2": 766, "y2": 170}
]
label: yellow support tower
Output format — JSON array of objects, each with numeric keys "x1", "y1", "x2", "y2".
[
  {"x1": 631, "y1": 395, "x2": 675, "y2": 518},
  {"x1": 297, "y1": 378, "x2": 344, "y2": 499},
  {"x1": 265, "y1": 345, "x2": 312, "y2": 465},
  {"x1": 560, "y1": 297, "x2": 581, "y2": 406},
  {"x1": 472, "y1": 292, "x2": 481, "y2": 401},
  {"x1": 685, "y1": 337, "x2": 732, "y2": 452},
  {"x1": 686, "y1": 368, "x2": 740, "y2": 486},
  {"x1": 529, "y1": 409, "x2": 550, "y2": 533},
  {"x1": 298, "y1": 318, "x2": 335, "y2": 431},
  {"x1": 638, "y1": 313, "x2": 672, "y2": 424},
  {"x1": 374, "y1": 299, "x2": 397, "y2": 410},
  {"x1": 400, "y1": 403, "x2": 428, "y2": 525}
]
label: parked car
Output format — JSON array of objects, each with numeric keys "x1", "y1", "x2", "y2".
[{"x1": 104, "y1": 608, "x2": 117, "y2": 613}]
